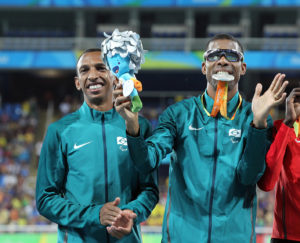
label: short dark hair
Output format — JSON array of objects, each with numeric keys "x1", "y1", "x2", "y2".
[
  {"x1": 76, "y1": 48, "x2": 102, "y2": 76},
  {"x1": 205, "y1": 34, "x2": 244, "y2": 53}
]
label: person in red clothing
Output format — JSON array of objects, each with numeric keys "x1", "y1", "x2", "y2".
[{"x1": 258, "y1": 87, "x2": 300, "y2": 243}]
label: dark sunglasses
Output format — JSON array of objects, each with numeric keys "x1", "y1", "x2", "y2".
[{"x1": 203, "y1": 49, "x2": 244, "y2": 62}]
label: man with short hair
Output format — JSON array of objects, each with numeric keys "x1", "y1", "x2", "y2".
[
  {"x1": 114, "y1": 34, "x2": 288, "y2": 243},
  {"x1": 36, "y1": 48, "x2": 158, "y2": 243}
]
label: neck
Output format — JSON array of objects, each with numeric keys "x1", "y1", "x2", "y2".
[
  {"x1": 90, "y1": 103, "x2": 113, "y2": 111},
  {"x1": 86, "y1": 100, "x2": 113, "y2": 112},
  {"x1": 206, "y1": 84, "x2": 238, "y2": 101}
]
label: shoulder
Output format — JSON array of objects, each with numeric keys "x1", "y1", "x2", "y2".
[
  {"x1": 240, "y1": 98, "x2": 252, "y2": 114},
  {"x1": 138, "y1": 115, "x2": 152, "y2": 138},
  {"x1": 164, "y1": 96, "x2": 197, "y2": 115},
  {"x1": 238, "y1": 98, "x2": 254, "y2": 121},
  {"x1": 48, "y1": 110, "x2": 80, "y2": 134},
  {"x1": 138, "y1": 115, "x2": 151, "y2": 127}
]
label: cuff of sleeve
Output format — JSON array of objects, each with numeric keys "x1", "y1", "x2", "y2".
[
  {"x1": 280, "y1": 121, "x2": 294, "y2": 133},
  {"x1": 276, "y1": 121, "x2": 294, "y2": 143},
  {"x1": 89, "y1": 205, "x2": 104, "y2": 227},
  {"x1": 120, "y1": 204, "x2": 134, "y2": 211},
  {"x1": 126, "y1": 135, "x2": 154, "y2": 173},
  {"x1": 249, "y1": 123, "x2": 268, "y2": 133},
  {"x1": 126, "y1": 132, "x2": 144, "y2": 140},
  {"x1": 120, "y1": 204, "x2": 139, "y2": 225}
]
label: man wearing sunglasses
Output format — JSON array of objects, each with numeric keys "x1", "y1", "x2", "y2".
[{"x1": 114, "y1": 34, "x2": 288, "y2": 243}]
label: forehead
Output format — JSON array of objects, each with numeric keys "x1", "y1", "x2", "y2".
[
  {"x1": 207, "y1": 39, "x2": 240, "y2": 52},
  {"x1": 77, "y1": 51, "x2": 103, "y2": 68}
]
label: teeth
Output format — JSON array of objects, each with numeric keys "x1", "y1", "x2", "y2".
[
  {"x1": 89, "y1": 84, "x2": 102, "y2": 90},
  {"x1": 212, "y1": 71, "x2": 234, "y2": 82},
  {"x1": 217, "y1": 71, "x2": 229, "y2": 75}
]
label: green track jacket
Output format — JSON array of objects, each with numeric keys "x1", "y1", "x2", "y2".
[
  {"x1": 127, "y1": 91, "x2": 272, "y2": 243},
  {"x1": 36, "y1": 102, "x2": 159, "y2": 243}
]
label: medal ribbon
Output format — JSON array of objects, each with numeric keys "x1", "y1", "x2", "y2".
[
  {"x1": 293, "y1": 118, "x2": 300, "y2": 138},
  {"x1": 210, "y1": 81, "x2": 228, "y2": 118},
  {"x1": 201, "y1": 84, "x2": 242, "y2": 121}
]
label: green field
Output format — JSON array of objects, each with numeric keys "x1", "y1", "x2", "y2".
[{"x1": 0, "y1": 233, "x2": 162, "y2": 243}]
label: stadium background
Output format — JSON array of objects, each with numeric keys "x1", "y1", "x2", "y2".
[{"x1": 0, "y1": 0, "x2": 300, "y2": 242}]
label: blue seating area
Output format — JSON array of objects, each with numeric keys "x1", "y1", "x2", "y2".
[
  {"x1": 206, "y1": 25, "x2": 243, "y2": 38},
  {"x1": 150, "y1": 25, "x2": 186, "y2": 50},
  {"x1": 262, "y1": 25, "x2": 299, "y2": 50}
]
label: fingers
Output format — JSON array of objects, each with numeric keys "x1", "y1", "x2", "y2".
[
  {"x1": 107, "y1": 214, "x2": 132, "y2": 239},
  {"x1": 277, "y1": 80, "x2": 289, "y2": 95},
  {"x1": 105, "y1": 204, "x2": 121, "y2": 215},
  {"x1": 288, "y1": 88, "x2": 300, "y2": 101},
  {"x1": 102, "y1": 215, "x2": 119, "y2": 225},
  {"x1": 100, "y1": 209, "x2": 121, "y2": 225},
  {"x1": 113, "y1": 83, "x2": 125, "y2": 99},
  {"x1": 270, "y1": 73, "x2": 284, "y2": 92},
  {"x1": 112, "y1": 197, "x2": 120, "y2": 207},
  {"x1": 113, "y1": 88, "x2": 123, "y2": 97},
  {"x1": 122, "y1": 210, "x2": 137, "y2": 219},
  {"x1": 274, "y1": 92, "x2": 287, "y2": 105},
  {"x1": 114, "y1": 91, "x2": 131, "y2": 115},
  {"x1": 106, "y1": 209, "x2": 134, "y2": 239},
  {"x1": 269, "y1": 73, "x2": 281, "y2": 91},
  {"x1": 253, "y1": 83, "x2": 263, "y2": 99},
  {"x1": 100, "y1": 198, "x2": 122, "y2": 226},
  {"x1": 114, "y1": 100, "x2": 131, "y2": 114},
  {"x1": 113, "y1": 86, "x2": 124, "y2": 103},
  {"x1": 107, "y1": 226, "x2": 124, "y2": 239},
  {"x1": 272, "y1": 73, "x2": 286, "y2": 93},
  {"x1": 112, "y1": 215, "x2": 129, "y2": 228},
  {"x1": 111, "y1": 210, "x2": 135, "y2": 228},
  {"x1": 114, "y1": 95, "x2": 131, "y2": 107},
  {"x1": 286, "y1": 90, "x2": 300, "y2": 106},
  {"x1": 284, "y1": 88, "x2": 300, "y2": 126},
  {"x1": 274, "y1": 80, "x2": 289, "y2": 101}
]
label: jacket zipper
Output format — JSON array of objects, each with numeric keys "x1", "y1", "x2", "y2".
[
  {"x1": 63, "y1": 230, "x2": 68, "y2": 243},
  {"x1": 282, "y1": 186, "x2": 287, "y2": 239},
  {"x1": 167, "y1": 188, "x2": 172, "y2": 243},
  {"x1": 208, "y1": 117, "x2": 218, "y2": 243},
  {"x1": 101, "y1": 115, "x2": 110, "y2": 243}
]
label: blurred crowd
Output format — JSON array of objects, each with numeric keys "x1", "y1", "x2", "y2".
[
  {"x1": 0, "y1": 96, "x2": 276, "y2": 228},
  {"x1": 0, "y1": 98, "x2": 50, "y2": 226}
]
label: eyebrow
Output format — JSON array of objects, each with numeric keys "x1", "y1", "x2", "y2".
[
  {"x1": 95, "y1": 63, "x2": 107, "y2": 68},
  {"x1": 79, "y1": 63, "x2": 106, "y2": 70},
  {"x1": 79, "y1": 64, "x2": 89, "y2": 70}
]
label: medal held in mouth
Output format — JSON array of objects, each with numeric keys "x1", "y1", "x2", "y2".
[{"x1": 210, "y1": 72, "x2": 242, "y2": 120}]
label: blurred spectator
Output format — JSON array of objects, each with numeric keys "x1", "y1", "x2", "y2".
[
  {"x1": 0, "y1": 99, "x2": 51, "y2": 226},
  {"x1": 58, "y1": 95, "x2": 72, "y2": 116}
]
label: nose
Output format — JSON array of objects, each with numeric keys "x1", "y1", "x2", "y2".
[
  {"x1": 88, "y1": 68, "x2": 98, "y2": 81},
  {"x1": 217, "y1": 55, "x2": 229, "y2": 65}
]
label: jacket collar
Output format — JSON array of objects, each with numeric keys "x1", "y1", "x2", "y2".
[
  {"x1": 203, "y1": 90, "x2": 240, "y2": 117},
  {"x1": 79, "y1": 101, "x2": 116, "y2": 122}
]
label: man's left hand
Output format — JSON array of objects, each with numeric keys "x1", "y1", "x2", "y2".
[
  {"x1": 251, "y1": 73, "x2": 288, "y2": 128},
  {"x1": 106, "y1": 209, "x2": 137, "y2": 239}
]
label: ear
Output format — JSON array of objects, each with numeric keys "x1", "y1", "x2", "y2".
[
  {"x1": 74, "y1": 77, "x2": 81, "y2": 91},
  {"x1": 201, "y1": 62, "x2": 207, "y2": 75},
  {"x1": 240, "y1": 62, "x2": 247, "y2": 76}
]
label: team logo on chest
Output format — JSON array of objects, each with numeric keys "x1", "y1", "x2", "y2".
[
  {"x1": 117, "y1": 136, "x2": 128, "y2": 151},
  {"x1": 228, "y1": 129, "x2": 241, "y2": 143}
]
